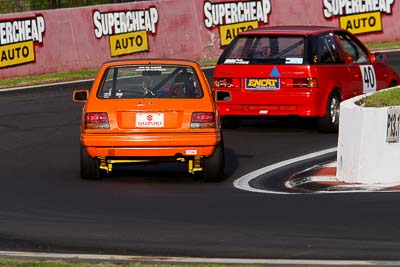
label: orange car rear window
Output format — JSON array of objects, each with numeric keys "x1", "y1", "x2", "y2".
[{"x1": 97, "y1": 65, "x2": 204, "y2": 99}]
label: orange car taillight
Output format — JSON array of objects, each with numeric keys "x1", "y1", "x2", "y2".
[
  {"x1": 84, "y1": 112, "x2": 110, "y2": 129},
  {"x1": 282, "y1": 78, "x2": 318, "y2": 88},
  {"x1": 213, "y1": 78, "x2": 241, "y2": 88},
  {"x1": 191, "y1": 112, "x2": 216, "y2": 128}
]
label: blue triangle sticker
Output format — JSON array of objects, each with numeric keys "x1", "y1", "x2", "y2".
[{"x1": 269, "y1": 66, "x2": 280, "y2": 77}]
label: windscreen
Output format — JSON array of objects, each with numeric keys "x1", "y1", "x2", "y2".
[
  {"x1": 97, "y1": 65, "x2": 203, "y2": 99},
  {"x1": 218, "y1": 35, "x2": 305, "y2": 65}
]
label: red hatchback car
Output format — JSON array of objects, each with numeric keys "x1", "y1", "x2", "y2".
[{"x1": 213, "y1": 26, "x2": 400, "y2": 131}]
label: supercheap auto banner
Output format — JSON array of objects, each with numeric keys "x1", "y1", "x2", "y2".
[
  {"x1": 92, "y1": 8, "x2": 158, "y2": 57},
  {"x1": 323, "y1": 0, "x2": 395, "y2": 35},
  {"x1": 0, "y1": 0, "x2": 399, "y2": 79},
  {"x1": 203, "y1": 0, "x2": 272, "y2": 46},
  {"x1": 0, "y1": 15, "x2": 45, "y2": 68}
]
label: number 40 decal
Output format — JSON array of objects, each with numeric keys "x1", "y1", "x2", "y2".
[{"x1": 360, "y1": 65, "x2": 376, "y2": 93}]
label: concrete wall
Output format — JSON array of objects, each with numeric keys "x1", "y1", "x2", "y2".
[
  {"x1": 0, "y1": 0, "x2": 399, "y2": 79},
  {"x1": 337, "y1": 88, "x2": 400, "y2": 184}
]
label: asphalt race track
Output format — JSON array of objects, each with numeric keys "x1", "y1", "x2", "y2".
[{"x1": 1, "y1": 52, "x2": 400, "y2": 261}]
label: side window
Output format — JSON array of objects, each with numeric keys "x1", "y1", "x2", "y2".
[
  {"x1": 310, "y1": 34, "x2": 343, "y2": 64},
  {"x1": 99, "y1": 68, "x2": 117, "y2": 99},
  {"x1": 337, "y1": 33, "x2": 370, "y2": 64}
]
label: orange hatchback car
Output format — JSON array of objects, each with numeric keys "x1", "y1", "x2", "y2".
[{"x1": 73, "y1": 59, "x2": 224, "y2": 181}]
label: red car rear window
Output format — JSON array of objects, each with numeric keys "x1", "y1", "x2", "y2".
[{"x1": 219, "y1": 36, "x2": 305, "y2": 65}]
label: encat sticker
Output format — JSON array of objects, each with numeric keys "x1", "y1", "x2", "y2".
[{"x1": 245, "y1": 78, "x2": 280, "y2": 90}]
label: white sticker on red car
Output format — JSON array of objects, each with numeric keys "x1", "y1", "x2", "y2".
[
  {"x1": 360, "y1": 65, "x2": 376, "y2": 93},
  {"x1": 285, "y1": 58, "x2": 303, "y2": 64},
  {"x1": 223, "y1": 58, "x2": 249, "y2": 64}
]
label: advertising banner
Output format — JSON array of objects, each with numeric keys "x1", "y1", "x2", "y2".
[{"x1": 0, "y1": 0, "x2": 399, "y2": 79}]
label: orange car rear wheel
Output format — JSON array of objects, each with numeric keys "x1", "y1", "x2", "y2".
[
  {"x1": 203, "y1": 141, "x2": 224, "y2": 182},
  {"x1": 80, "y1": 145, "x2": 103, "y2": 180}
]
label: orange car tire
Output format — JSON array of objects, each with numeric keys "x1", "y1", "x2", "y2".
[
  {"x1": 203, "y1": 141, "x2": 225, "y2": 182},
  {"x1": 80, "y1": 145, "x2": 102, "y2": 180}
]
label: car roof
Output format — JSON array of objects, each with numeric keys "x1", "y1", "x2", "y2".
[{"x1": 239, "y1": 25, "x2": 346, "y2": 37}]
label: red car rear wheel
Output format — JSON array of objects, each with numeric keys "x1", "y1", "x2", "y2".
[{"x1": 317, "y1": 92, "x2": 341, "y2": 133}]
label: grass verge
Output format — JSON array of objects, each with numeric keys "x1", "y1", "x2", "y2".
[
  {"x1": 358, "y1": 87, "x2": 400, "y2": 107},
  {"x1": 366, "y1": 40, "x2": 400, "y2": 50},
  {"x1": 0, "y1": 257, "x2": 247, "y2": 267},
  {"x1": 0, "y1": 69, "x2": 99, "y2": 89},
  {"x1": 0, "y1": 59, "x2": 218, "y2": 89}
]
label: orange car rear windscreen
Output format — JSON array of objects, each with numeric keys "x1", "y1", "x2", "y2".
[{"x1": 97, "y1": 65, "x2": 204, "y2": 99}]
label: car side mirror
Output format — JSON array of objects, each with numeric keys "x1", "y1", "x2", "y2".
[
  {"x1": 373, "y1": 52, "x2": 387, "y2": 64},
  {"x1": 73, "y1": 90, "x2": 89, "y2": 102}
]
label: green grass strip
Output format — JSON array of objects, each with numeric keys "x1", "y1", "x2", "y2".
[{"x1": 361, "y1": 87, "x2": 400, "y2": 107}]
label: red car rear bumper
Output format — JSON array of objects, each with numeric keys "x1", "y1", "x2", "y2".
[{"x1": 216, "y1": 91, "x2": 326, "y2": 117}]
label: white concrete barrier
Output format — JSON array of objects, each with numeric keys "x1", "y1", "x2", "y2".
[{"x1": 337, "y1": 87, "x2": 400, "y2": 184}]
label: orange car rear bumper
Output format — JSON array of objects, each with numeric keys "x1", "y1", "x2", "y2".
[{"x1": 81, "y1": 133, "x2": 220, "y2": 158}]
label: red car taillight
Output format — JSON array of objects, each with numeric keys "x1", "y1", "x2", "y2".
[
  {"x1": 282, "y1": 78, "x2": 318, "y2": 88},
  {"x1": 84, "y1": 112, "x2": 110, "y2": 129},
  {"x1": 191, "y1": 112, "x2": 216, "y2": 128},
  {"x1": 213, "y1": 78, "x2": 241, "y2": 88}
]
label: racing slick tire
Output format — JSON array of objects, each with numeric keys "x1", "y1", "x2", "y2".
[
  {"x1": 203, "y1": 141, "x2": 225, "y2": 182},
  {"x1": 80, "y1": 145, "x2": 102, "y2": 180},
  {"x1": 317, "y1": 92, "x2": 341, "y2": 133}
]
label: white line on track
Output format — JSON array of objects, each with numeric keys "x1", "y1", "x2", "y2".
[
  {"x1": 0, "y1": 66, "x2": 215, "y2": 93},
  {"x1": 371, "y1": 47, "x2": 400, "y2": 53},
  {"x1": 323, "y1": 161, "x2": 338, "y2": 167},
  {"x1": 0, "y1": 78, "x2": 95, "y2": 92},
  {"x1": 233, "y1": 147, "x2": 338, "y2": 194},
  {"x1": 285, "y1": 175, "x2": 338, "y2": 188},
  {"x1": 233, "y1": 147, "x2": 400, "y2": 194},
  {"x1": 2, "y1": 250, "x2": 400, "y2": 266}
]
